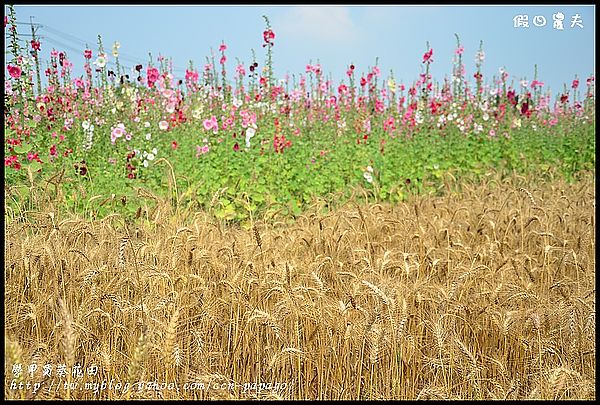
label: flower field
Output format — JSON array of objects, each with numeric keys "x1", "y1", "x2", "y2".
[{"x1": 4, "y1": 6, "x2": 595, "y2": 400}]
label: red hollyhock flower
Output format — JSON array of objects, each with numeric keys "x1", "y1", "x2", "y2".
[
  {"x1": 263, "y1": 29, "x2": 275, "y2": 46},
  {"x1": 30, "y1": 40, "x2": 41, "y2": 51},
  {"x1": 7, "y1": 64, "x2": 22, "y2": 79}
]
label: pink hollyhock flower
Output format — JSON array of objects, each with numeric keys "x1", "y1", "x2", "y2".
[
  {"x1": 219, "y1": 43, "x2": 227, "y2": 52},
  {"x1": 111, "y1": 123, "x2": 126, "y2": 144},
  {"x1": 455, "y1": 46, "x2": 464, "y2": 55},
  {"x1": 196, "y1": 144, "x2": 210, "y2": 157},
  {"x1": 235, "y1": 64, "x2": 245, "y2": 76},
  {"x1": 203, "y1": 116, "x2": 218, "y2": 134},
  {"x1": 84, "y1": 49, "x2": 92, "y2": 59},
  {"x1": 572, "y1": 79, "x2": 579, "y2": 89},
  {"x1": 171, "y1": 141, "x2": 178, "y2": 149},
  {"x1": 423, "y1": 49, "x2": 433, "y2": 64}
]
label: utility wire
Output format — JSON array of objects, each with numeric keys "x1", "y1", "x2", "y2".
[
  {"x1": 38, "y1": 23, "x2": 187, "y2": 72},
  {"x1": 14, "y1": 19, "x2": 191, "y2": 74}
]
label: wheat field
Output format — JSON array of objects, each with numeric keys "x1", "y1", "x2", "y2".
[{"x1": 4, "y1": 173, "x2": 595, "y2": 399}]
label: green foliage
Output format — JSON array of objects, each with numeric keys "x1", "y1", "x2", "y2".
[{"x1": 6, "y1": 119, "x2": 594, "y2": 224}]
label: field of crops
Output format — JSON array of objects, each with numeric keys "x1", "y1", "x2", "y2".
[{"x1": 4, "y1": 6, "x2": 595, "y2": 400}]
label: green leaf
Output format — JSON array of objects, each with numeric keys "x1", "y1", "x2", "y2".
[
  {"x1": 29, "y1": 160, "x2": 42, "y2": 172},
  {"x1": 13, "y1": 143, "x2": 32, "y2": 154}
]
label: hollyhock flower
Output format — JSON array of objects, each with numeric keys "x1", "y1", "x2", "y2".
[
  {"x1": 245, "y1": 126, "x2": 256, "y2": 148},
  {"x1": 455, "y1": 46, "x2": 464, "y2": 55},
  {"x1": 196, "y1": 144, "x2": 209, "y2": 157},
  {"x1": 159, "y1": 120, "x2": 169, "y2": 130},
  {"x1": 422, "y1": 48, "x2": 433, "y2": 64},
  {"x1": 171, "y1": 141, "x2": 178, "y2": 149},
  {"x1": 203, "y1": 116, "x2": 219, "y2": 133},
  {"x1": 530, "y1": 80, "x2": 544, "y2": 89},
  {"x1": 475, "y1": 50, "x2": 485, "y2": 63},
  {"x1": 7, "y1": 64, "x2": 22, "y2": 79},
  {"x1": 572, "y1": 79, "x2": 579, "y2": 89},
  {"x1": 93, "y1": 54, "x2": 107, "y2": 68},
  {"x1": 219, "y1": 43, "x2": 227, "y2": 52},
  {"x1": 112, "y1": 42, "x2": 120, "y2": 57},
  {"x1": 235, "y1": 64, "x2": 245, "y2": 77},
  {"x1": 30, "y1": 40, "x2": 41, "y2": 51},
  {"x1": 84, "y1": 49, "x2": 92, "y2": 59},
  {"x1": 146, "y1": 67, "x2": 160, "y2": 87},
  {"x1": 74, "y1": 77, "x2": 84, "y2": 89},
  {"x1": 111, "y1": 123, "x2": 126, "y2": 144},
  {"x1": 263, "y1": 29, "x2": 275, "y2": 46}
]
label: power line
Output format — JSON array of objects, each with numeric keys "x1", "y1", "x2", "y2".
[
  {"x1": 13, "y1": 19, "x2": 190, "y2": 75},
  {"x1": 15, "y1": 21, "x2": 43, "y2": 26},
  {"x1": 38, "y1": 23, "x2": 188, "y2": 72}
]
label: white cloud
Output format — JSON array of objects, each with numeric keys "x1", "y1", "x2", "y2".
[{"x1": 278, "y1": 6, "x2": 359, "y2": 43}]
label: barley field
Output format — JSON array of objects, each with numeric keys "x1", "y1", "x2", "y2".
[{"x1": 4, "y1": 172, "x2": 595, "y2": 400}]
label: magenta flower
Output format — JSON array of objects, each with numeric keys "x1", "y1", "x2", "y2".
[
  {"x1": 147, "y1": 67, "x2": 160, "y2": 88},
  {"x1": 263, "y1": 29, "x2": 275, "y2": 47},
  {"x1": 219, "y1": 43, "x2": 227, "y2": 52},
  {"x1": 455, "y1": 46, "x2": 464, "y2": 55},
  {"x1": 84, "y1": 49, "x2": 92, "y2": 59},
  {"x1": 423, "y1": 49, "x2": 433, "y2": 64},
  {"x1": 7, "y1": 64, "x2": 22, "y2": 79}
]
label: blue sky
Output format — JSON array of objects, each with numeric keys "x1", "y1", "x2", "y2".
[{"x1": 5, "y1": 5, "x2": 596, "y2": 97}]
